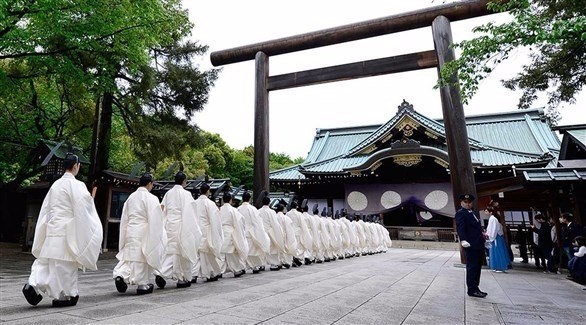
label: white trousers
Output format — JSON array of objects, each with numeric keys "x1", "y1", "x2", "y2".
[
  {"x1": 199, "y1": 252, "x2": 221, "y2": 279},
  {"x1": 191, "y1": 255, "x2": 200, "y2": 278},
  {"x1": 246, "y1": 255, "x2": 264, "y2": 270},
  {"x1": 29, "y1": 258, "x2": 78, "y2": 300},
  {"x1": 266, "y1": 253, "x2": 280, "y2": 266},
  {"x1": 280, "y1": 252, "x2": 293, "y2": 265},
  {"x1": 160, "y1": 254, "x2": 192, "y2": 282},
  {"x1": 113, "y1": 260, "x2": 152, "y2": 286},
  {"x1": 222, "y1": 253, "x2": 245, "y2": 274}
]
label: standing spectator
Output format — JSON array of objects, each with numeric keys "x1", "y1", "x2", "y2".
[
  {"x1": 560, "y1": 213, "x2": 584, "y2": 261},
  {"x1": 515, "y1": 225, "x2": 529, "y2": 263},
  {"x1": 484, "y1": 206, "x2": 510, "y2": 272},
  {"x1": 530, "y1": 219, "x2": 547, "y2": 270},
  {"x1": 532, "y1": 214, "x2": 557, "y2": 274}
]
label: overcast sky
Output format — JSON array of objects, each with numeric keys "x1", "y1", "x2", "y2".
[{"x1": 186, "y1": 0, "x2": 586, "y2": 159}]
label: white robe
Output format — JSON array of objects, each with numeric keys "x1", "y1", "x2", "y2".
[
  {"x1": 307, "y1": 213, "x2": 324, "y2": 260},
  {"x1": 29, "y1": 172, "x2": 103, "y2": 299},
  {"x1": 219, "y1": 203, "x2": 249, "y2": 273},
  {"x1": 238, "y1": 202, "x2": 270, "y2": 269},
  {"x1": 286, "y1": 209, "x2": 313, "y2": 259},
  {"x1": 338, "y1": 219, "x2": 351, "y2": 255},
  {"x1": 377, "y1": 223, "x2": 392, "y2": 251},
  {"x1": 277, "y1": 211, "x2": 297, "y2": 264},
  {"x1": 319, "y1": 217, "x2": 333, "y2": 258},
  {"x1": 353, "y1": 220, "x2": 367, "y2": 254},
  {"x1": 159, "y1": 185, "x2": 202, "y2": 281},
  {"x1": 193, "y1": 194, "x2": 223, "y2": 278},
  {"x1": 486, "y1": 215, "x2": 503, "y2": 242},
  {"x1": 258, "y1": 206, "x2": 284, "y2": 266},
  {"x1": 113, "y1": 187, "x2": 165, "y2": 285}
]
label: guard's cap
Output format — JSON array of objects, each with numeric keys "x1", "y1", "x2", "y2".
[{"x1": 459, "y1": 194, "x2": 475, "y2": 201}]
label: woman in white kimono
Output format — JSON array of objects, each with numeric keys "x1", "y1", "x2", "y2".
[
  {"x1": 23, "y1": 153, "x2": 103, "y2": 307},
  {"x1": 219, "y1": 192, "x2": 249, "y2": 277},
  {"x1": 193, "y1": 183, "x2": 224, "y2": 282},
  {"x1": 113, "y1": 173, "x2": 166, "y2": 295},
  {"x1": 485, "y1": 206, "x2": 510, "y2": 272},
  {"x1": 157, "y1": 171, "x2": 202, "y2": 288},
  {"x1": 237, "y1": 192, "x2": 270, "y2": 273}
]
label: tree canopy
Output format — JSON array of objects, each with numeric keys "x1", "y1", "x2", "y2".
[
  {"x1": 441, "y1": 0, "x2": 585, "y2": 122},
  {"x1": 0, "y1": 0, "x2": 218, "y2": 188}
]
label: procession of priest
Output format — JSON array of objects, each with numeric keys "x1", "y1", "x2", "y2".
[{"x1": 22, "y1": 157, "x2": 392, "y2": 307}]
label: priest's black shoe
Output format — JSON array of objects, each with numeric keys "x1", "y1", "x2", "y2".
[
  {"x1": 478, "y1": 290, "x2": 488, "y2": 296},
  {"x1": 22, "y1": 284, "x2": 43, "y2": 306},
  {"x1": 283, "y1": 263, "x2": 291, "y2": 269},
  {"x1": 53, "y1": 296, "x2": 79, "y2": 307},
  {"x1": 252, "y1": 269, "x2": 260, "y2": 274},
  {"x1": 191, "y1": 276, "x2": 198, "y2": 284},
  {"x1": 234, "y1": 270, "x2": 245, "y2": 277},
  {"x1": 270, "y1": 265, "x2": 281, "y2": 271},
  {"x1": 155, "y1": 275, "x2": 166, "y2": 289},
  {"x1": 176, "y1": 280, "x2": 191, "y2": 288},
  {"x1": 136, "y1": 284, "x2": 154, "y2": 295},
  {"x1": 259, "y1": 266, "x2": 265, "y2": 271},
  {"x1": 52, "y1": 295, "x2": 79, "y2": 307},
  {"x1": 115, "y1": 276, "x2": 128, "y2": 293},
  {"x1": 468, "y1": 291, "x2": 487, "y2": 298}
]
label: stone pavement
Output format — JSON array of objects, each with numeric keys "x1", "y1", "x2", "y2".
[{"x1": 1, "y1": 243, "x2": 585, "y2": 325}]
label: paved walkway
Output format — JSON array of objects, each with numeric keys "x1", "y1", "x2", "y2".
[{"x1": 1, "y1": 243, "x2": 584, "y2": 324}]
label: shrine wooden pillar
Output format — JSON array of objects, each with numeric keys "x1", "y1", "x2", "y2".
[
  {"x1": 253, "y1": 52, "x2": 270, "y2": 206},
  {"x1": 432, "y1": 16, "x2": 477, "y2": 263}
]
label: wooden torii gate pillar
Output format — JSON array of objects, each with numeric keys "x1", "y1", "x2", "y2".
[{"x1": 211, "y1": 0, "x2": 494, "y2": 230}]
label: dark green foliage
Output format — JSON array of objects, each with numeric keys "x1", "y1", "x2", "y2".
[{"x1": 440, "y1": 0, "x2": 585, "y2": 124}]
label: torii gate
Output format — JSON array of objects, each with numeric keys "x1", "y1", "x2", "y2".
[{"x1": 211, "y1": 0, "x2": 496, "y2": 215}]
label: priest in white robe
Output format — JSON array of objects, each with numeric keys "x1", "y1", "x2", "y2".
[
  {"x1": 286, "y1": 201, "x2": 313, "y2": 266},
  {"x1": 194, "y1": 183, "x2": 224, "y2": 282},
  {"x1": 23, "y1": 153, "x2": 103, "y2": 307},
  {"x1": 353, "y1": 218, "x2": 367, "y2": 256},
  {"x1": 219, "y1": 192, "x2": 249, "y2": 277},
  {"x1": 237, "y1": 192, "x2": 270, "y2": 273},
  {"x1": 276, "y1": 204, "x2": 297, "y2": 268},
  {"x1": 113, "y1": 173, "x2": 166, "y2": 295},
  {"x1": 157, "y1": 171, "x2": 202, "y2": 288},
  {"x1": 303, "y1": 204, "x2": 323, "y2": 263},
  {"x1": 318, "y1": 214, "x2": 333, "y2": 262},
  {"x1": 258, "y1": 193, "x2": 285, "y2": 270}
]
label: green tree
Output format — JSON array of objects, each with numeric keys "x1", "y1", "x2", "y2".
[
  {"x1": 226, "y1": 147, "x2": 254, "y2": 189},
  {"x1": 441, "y1": 0, "x2": 585, "y2": 122},
  {"x1": 0, "y1": 0, "x2": 218, "y2": 188}
]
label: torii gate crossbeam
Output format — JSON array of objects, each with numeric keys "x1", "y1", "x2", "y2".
[{"x1": 210, "y1": 0, "x2": 495, "y2": 218}]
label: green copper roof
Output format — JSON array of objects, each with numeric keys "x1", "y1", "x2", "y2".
[{"x1": 270, "y1": 102, "x2": 561, "y2": 181}]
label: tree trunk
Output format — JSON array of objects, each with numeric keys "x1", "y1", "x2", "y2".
[{"x1": 93, "y1": 92, "x2": 113, "y2": 178}]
